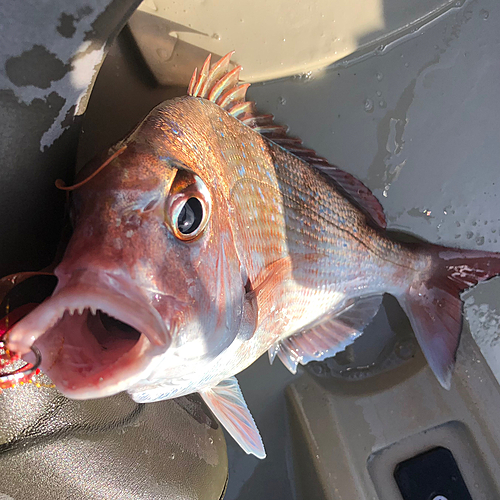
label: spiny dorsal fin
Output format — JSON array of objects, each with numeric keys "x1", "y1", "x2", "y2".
[{"x1": 187, "y1": 53, "x2": 387, "y2": 230}]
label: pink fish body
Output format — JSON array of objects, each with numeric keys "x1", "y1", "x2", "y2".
[{"x1": 6, "y1": 53, "x2": 500, "y2": 459}]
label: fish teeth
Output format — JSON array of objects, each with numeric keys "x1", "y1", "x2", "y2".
[{"x1": 90, "y1": 306, "x2": 97, "y2": 316}]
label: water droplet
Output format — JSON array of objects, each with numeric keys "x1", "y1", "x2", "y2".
[
  {"x1": 379, "y1": 100, "x2": 387, "y2": 108},
  {"x1": 311, "y1": 363, "x2": 325, "y2": 375},
  {"x1": 404, "y1": 62, "x2": 410, "y2": 68},
  {"x1": 376, "y1": 90, "x2": 382, "y2": 97},
  {"x1": 395, "y1": 339, "x2": 416, "y2": 360},
  {"x1": 456, "y1": 221, "x2": 461, "y2": 227},
  {"x1": 209, "y1": 437, "x2": 214, "y2": 444},
  {"x1": 156, "y1": 48, "x2": 170, "y2": 61},
  {"x1": 476, "y1": 235, "x2": 485, "y2": 246},
  {"x1": 466, "y1": 231, "x2": 474, "y2": 239},
  {"x1": 376, "y1": 71, "x2": 383, "y2": 81},
  {"x1": 211, "y1": 33, "x2": 221, "y2": 40},
  {"x1": 170, "y1": 453, "x2": 175, "y2": 459},
  {"x1": 278, "y1": 96, "x2": 287, "y2": 106},
  {"x1": 364, "y1": 98, "x2": 374, "y2": 112},
  {"x1": 294, "y1": 71, "x2": 314, "y2": 82},
  {"x1": 480, "y1": 9, "x2": 489, "y2": 19}
]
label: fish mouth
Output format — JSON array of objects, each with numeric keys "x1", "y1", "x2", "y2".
[{"x1": 6, "y1": 273, "x2": 170, "y2": 399}]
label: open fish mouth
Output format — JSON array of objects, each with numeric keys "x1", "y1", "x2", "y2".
[{"x1": 6, "y1": 273, "x2": 170, "y2": 398}]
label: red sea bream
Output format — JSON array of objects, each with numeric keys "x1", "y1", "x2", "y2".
[{"x1": 6, "y1": 53, "x2": 500, "y2": 458}]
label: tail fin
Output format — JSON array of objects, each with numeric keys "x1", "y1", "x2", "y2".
[{"x1": 399, "y1": 246, "x2": 500, "y2": 389}]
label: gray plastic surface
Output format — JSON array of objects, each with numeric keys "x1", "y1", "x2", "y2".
[
  {"x1": 287, "y1": 326, "x2": 500, "y2": 499},
  {"x1": 0, "y1": 0, "x2": 142, "y2": 277},
  {"x1": 227, "y1": 0, "x2": 500, "y2": 497},
  {"x1": 3, "y1": 0, "x2": 498, "y2": 497}
]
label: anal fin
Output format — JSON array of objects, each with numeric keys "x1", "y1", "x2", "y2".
[
  {"x1": 274, "y1": 295, "x2": 383, "y2": 374},
  {"x1": 199, "y1": 377, "x2": 265, "y2": 459}
]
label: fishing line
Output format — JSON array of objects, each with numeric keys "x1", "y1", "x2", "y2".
[{"x1": 55, "y1": 146, "x2": 127, "y2": 191}]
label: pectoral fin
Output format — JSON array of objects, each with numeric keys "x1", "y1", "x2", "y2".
[
  {"x1": 199, "y1": 377, "x2": 265, "y2": 459},
  {"x1": 274, "y1": 295, "x2": 383, "y2": 373}
]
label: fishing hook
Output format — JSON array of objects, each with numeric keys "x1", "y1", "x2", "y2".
[{"x1": 0, "y1": 345, "x2": 42, "y2": 385}]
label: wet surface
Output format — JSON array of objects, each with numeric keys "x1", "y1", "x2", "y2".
[
  {"x1": 224, "y1": 356, "x2": 296, "y2": 500},
  {"x1": 0, "y1": 0, "x2": 143, "y2": 277},
  {"x1": 3, "y1": 0, "x2": 498, "y2": 496},
  {"x1": 227, "y1": 0, "x2": 500, "y2": 497}
]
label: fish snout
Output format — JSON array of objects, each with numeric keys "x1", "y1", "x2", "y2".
[{"x1": 5, "y1": 269, "x2": 172, "y2": 399}]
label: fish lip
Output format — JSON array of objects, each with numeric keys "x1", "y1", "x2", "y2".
[
  {"x1": 5, "y1": 272, "x2": 171, "y2": 399},
  {"x1": 6, "y1": 277, "x2": 170, "y2": 356}
]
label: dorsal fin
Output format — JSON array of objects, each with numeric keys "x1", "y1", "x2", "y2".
[{"x1": 188, "y1": 53, "x2": 387, "y2": 230}]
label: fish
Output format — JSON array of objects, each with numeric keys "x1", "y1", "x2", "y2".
[{"x1": 4, "y1": 52, "x2": 500, "y2": 459}]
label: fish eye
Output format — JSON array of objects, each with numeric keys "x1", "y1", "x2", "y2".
[
  {"x1": 166, "y1": 170, "x2": 211, "y2": 241},
  {"x1": 177, "y1": 197, "x2": 203, "y2": 235}
]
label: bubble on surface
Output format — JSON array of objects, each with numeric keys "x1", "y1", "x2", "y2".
[
  {"x1": 465, "y1": 295, "x2": 500, "y2": 382},
  {"x1": 364, "y1": 98, "x2": 374, "y2": 112}
]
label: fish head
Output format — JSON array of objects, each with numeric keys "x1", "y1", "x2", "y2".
[{"x1": 7, "y1": 97, "x2": 252, "y2": 399}]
